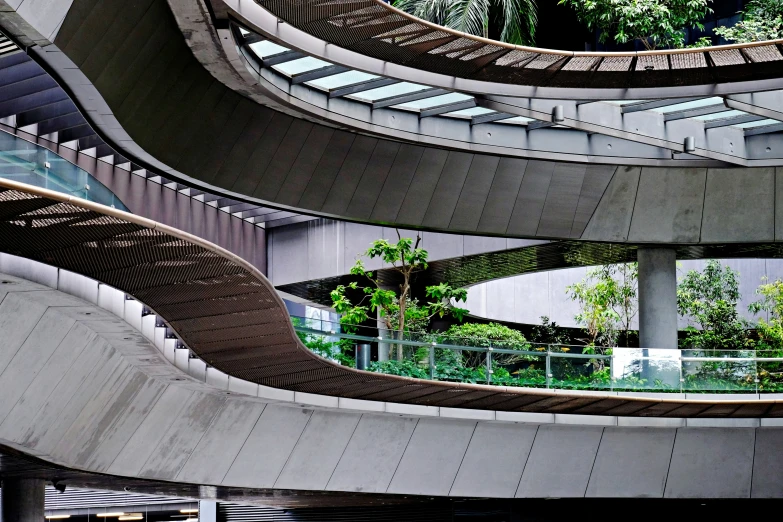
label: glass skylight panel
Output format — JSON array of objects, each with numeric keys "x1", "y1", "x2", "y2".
[
  {"x1": 393, "y1": 92, "x2": 473, "y2": 110},
  {"x1": 733, "y1": 118, "x2": 781, "y2": 129},
  {"x1": 604, "y1": 100, "x2": 644, "y2": 106},
  {"x1": 248, "y1": 40, "x2": 289, "y2": 58},
  {"x1": 238, "y1": 27, "x2": 251, "y2": 36},
  {"x1": 442, "y1": 107, "x2": 496, "y2": 118},
  {"x1": 692, "y1": 110, "x2": 747, "y2": 121},
  {"x1": 497, "y1": 116, "x2": 536, "y2": 125},
  {"x1": 273, "y1": 57, "x2": 332, "y2": 76},
  {"x1": 650, "y1": 97, "x2": 724, "y2": 113},
  {"x1": 348, "y1": 82, "x2": 429, "y2": 102},
  {"x1": 306, "y1": 70, "x2": 378, "y2": 90}
]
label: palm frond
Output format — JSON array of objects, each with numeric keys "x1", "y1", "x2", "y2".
[
  {"x1": 446, "y1": 0, "x2": 492, "y2": 38},
  {"x1": 394, "y1": 0, "x2": 452, "y2": 25},
  {"x1": 500, "y1": 0, "x2": 537, "y2": 45}
]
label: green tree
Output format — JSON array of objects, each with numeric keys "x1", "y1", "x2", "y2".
[
  {"x1": 677, "y1": 260, "x2": 747, "y2": 350},
  {"x1": 393, "y1": 0, "x2": 538, "y2": 45},
  {"x1": 566, "y1": 263, "x2": 638, "y2": 347},
  {"x1": 714, "y1": 0, "x2": 783, "y2": 43},
  {"x1": 558, "y1": 0, "x2": 713, "y2": 49},
  {"x1": 749, "y1": 278, "x2": 783, "y2": 346},
  {"x1": 330, "y1": 232, "x2": 468, "y2": 361}
]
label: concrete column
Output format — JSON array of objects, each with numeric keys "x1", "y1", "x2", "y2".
[
  {"x1": 637, "y1": 247, "x2": 678, "y2": 349},
  {"x1": 1, "y1": 479, "x2": 45, "y2": 522},
  {"x1": 199, "y1": 500, "x2": 217, "y2": 522}
]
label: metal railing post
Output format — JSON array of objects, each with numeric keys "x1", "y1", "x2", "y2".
[
  {"x1": 546, "y1": 345, "x2": 552, "y2": 389},
  {"x1": 429, "y1": 342, "x2": 435, "y2": 380},
  {"x1": 486, "y1": 347, "x2": 493, "y2": 385}
]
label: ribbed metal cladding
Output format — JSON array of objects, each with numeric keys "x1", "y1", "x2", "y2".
[
  {"x1": 254, "y1": 0, "x2": 783, "y2": 89},
  {"x1": 3, "y1": 180, "x2": 783, "y2": 418},
  {"x1": 44, "y1": 487, "x2": 191, "y2": 509},
  {"x1": 219, "y1": 503, "x2": 453, "y2": 521}
]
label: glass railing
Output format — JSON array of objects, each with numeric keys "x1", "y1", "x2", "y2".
[
  {"x1": 292, "y1": 316, "x2": 783, "y2": 394},
  {"x1": 0, "y1": 131, "x2": 128, "y2": 210}
]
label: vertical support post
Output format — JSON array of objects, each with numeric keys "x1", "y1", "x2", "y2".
[
  {"x1": 486, "y1": 348, "x2": 492, "y2": 385},
  {"x1": 199, "y1": 500, "x2": 217, "y2": 522},
  {"x1": 1, "y1": 479, "x2": 45, "y2": 522},
  {"x1": 637, "y1": 247, "x2": 678, "y2": 349},
  {"x1": 429, "y1": 343, "x2": 435, "y2": 380},
  {"x1": 546, "y1": 346, "x2": 552, "y2": 389}
]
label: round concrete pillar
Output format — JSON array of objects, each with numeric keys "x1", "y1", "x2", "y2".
[
  {"x1": 637, "y1": 247, "x2": 678, "y2": 349},
  {"x1": 1, "y1": 479, "x2": 45, "y2": 522}
]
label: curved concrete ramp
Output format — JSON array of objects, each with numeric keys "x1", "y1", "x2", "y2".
[
  {"x1": 0, "y1": 274, "x2": 782, "y2": 499},
  {"x1": 3, "y1": 178, "x2": 783, "y2": 417}
]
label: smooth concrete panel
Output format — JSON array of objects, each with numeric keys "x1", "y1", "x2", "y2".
[
  {"x1": 585, "y1": 427, "x2": 676, "y2": 498},
  {"x1": 751, "y1": 428, "x2": 783, "y2": 498},
  {"x1": 506, "y1": 160, "x2": 553, "y2": 236},
  {"x1": 16, "y1": 0, "x2": 74, "y2": 40},
  {"x1": 423, "y1": 232, "x2": 463, "y2": 261},
  {"x1": 307, "y1": 219, "x2": 345, "y2": 281},
  {"x1": 569, "y1": 165, "x2": 616, "y2": 238},
  {"x1": 326, "y1": 414, "x2": 418, "y2": 493},
  {"x1": 700, "y1": 168, "x2": 774, "y2": 242},
  {"x1": 387, "y1": 418, "x2": 477, "y2": 496},
  {"x1": 75, "y1": 372, "x2": 168, "y2": 471},
  {"x1": 582, "y1": 167, "x2": 638, "y2": 242},
  {"x1": 274, "y1": 410, "x2": 362, "y2": 490},
  {"x1": 516, "y1": 425, "x2": 604, "y2": 498},
  {"x1": 107, "y1": 384, "x2": 194, "y2": 476},
  {"x1": 176, "y1": 399, "x2": 266, "y2": 484},
  {"x1": 0, "y1": 291, "x2": 49, "y2": 374},
  {"x1": 0, "y1": 307, "x2": 76, "y2": 420},
  {"x1": 138, "y1": 392, "x2": 226, "y2": 480},
  {"x1": 536, "y1": 163, "x2": 586, "y2": 238},
  {"x1": 0, "y1": 321, "x2": 96, "y2": 444},
  {"x1": 628, "y1": 167, "x2": 707, "y2": 243},
  {"x1": 450, "y1": 422, "x2": 538, "y2": 498},
  {"x1": 776, "y1": 168, "x2": 783, "y2": 241},
  {"x1": 477, "y1": 158, "x2": 527, "y2": 234},
  {"x1": 222, "y1": 404, "x2": 313, "y2": 488},
  {"x1": 664, "y1": 428, "x2": 755, "y2": 498}
]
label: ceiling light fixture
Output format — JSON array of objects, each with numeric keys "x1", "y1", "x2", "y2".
[
  {"x1": 118, "y1": 515, "x2": 143, "y2": 521},
  {"x1": 96, "y1": 513, "x2": 126, "y2": 518},
  {"x1": 45, "y1": 516, "x2": 71, "y2": 520},
  {"x1": 180, "y1": 509, "x2": 199, "y2": 514}
]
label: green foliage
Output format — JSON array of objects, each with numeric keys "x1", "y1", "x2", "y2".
[
  {"x1": 438, "y1": 321, "x2": 533, "y2": 367},
  {"x1": 677, "y1": 260, "x2": 748, "y2": 350},
  {"x1": 750, "y1": 278, "x2": 783, "y2": 346},
  {"x1": 331, "y1": 231, "x2": 468, "y2": 360},
  {"x1": 530, "y1": 316, "x2": 570, "y2": 345},
  {"x1": 394, "y1": 0, "x2": 538, "y2": 45},
  {"x1": 566, "y1": 263, "x2": 638, "y2": 347},
  {"x1": 558, "y1": 0, "x2": 713, "y2": 49},
  {"x1": 293, "y1": 318, "x2": 355, "y2": 366},
  {"x1": 714, "y1": 0, "x2": 783, "y2": 42}
]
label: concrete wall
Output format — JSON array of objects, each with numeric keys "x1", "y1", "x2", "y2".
[
  {"x1": 267, "y1": 219, "x2": 544, "y2": 286},
  {"x1": 466, "y1": 258, "x2": 783, "y2": 329},
  {"x1": 3, "y1": 269, "x2": 783, "y2": 499}
]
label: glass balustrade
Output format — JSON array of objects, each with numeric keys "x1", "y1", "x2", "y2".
[
  {"x1": 291, "y1": 315, "x2": 783, "y2": 394},
  {"x1": 0, "y1": 131, "x2": 128, "y2": 210}
]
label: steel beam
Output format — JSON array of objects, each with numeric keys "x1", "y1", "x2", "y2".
[
  {"x1": 663, "y1": 103, "x2": 728, "y2": 121},
  {"x1": 744, "y1": 123, "x2": 783, "y2": 136},
  {"x1": 289, "y1": 65, "x2": 349, "y2": 84},
  {"x1": 370, "y1": 88, "x2": 447, "y2": 110},
  {"x1": 470, "y1": 111, "x2": 514, "y2": 125},
  {"x1": 724, "y1": 93, "x2": 783, "y2": 121},
  {"x1": 621, "y1": 98, "x2": 705, "y2": 113},
  {"x1": 327, "y1": 77, "x2": 399, "y2": 98},
  {"x1": 419, "y1": 99, "x2": 475, "y2": 119},
  {"x1": 703, "y1": 114, "x2": 765, "y2": 129}
]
